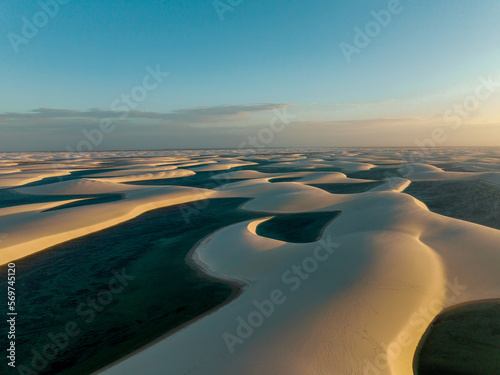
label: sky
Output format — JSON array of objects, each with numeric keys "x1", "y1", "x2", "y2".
[{"x1": 0, "y1": 0, "x2": 499, "y2": 151}]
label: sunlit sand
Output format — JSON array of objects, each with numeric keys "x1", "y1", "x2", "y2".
[{"x1": 1, "y1": 148, "x2": 499, "y2": 375}]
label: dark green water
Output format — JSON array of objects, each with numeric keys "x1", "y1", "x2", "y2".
[
  {"x1": 43, "y1": 194, "x2": 124, "y2": 212},
  {"x1": 121, "y1": 162, "x2": 335, "y2": 188},
  {"x1": 404, "y1": 180, "x2": 500, "y2": 230},
  {"x1": 0, "y1": 190, "x2": 71, "y2": 208},
  {"x1": 345, "y1": 167, "x2": 404, "y2": 180},
  {"x1": 0, "y1": 197, "x2": 343, "y2": 375},
  {"x1": 122, "y1": 170, "x2": 236, "y2": 188},
  {"x1": 121, "y1": 160, "x2": 306, "y2": 187},
  {"x1": 310, "y1": 181, "x2": 384, "y2": 194},
  {"x1": 268, "y1": 177, "x2": 303, "y2": 183},
  {"x1": 256, "y1": 212, "x2": 340, "y2": 243},
  {"x1": 414, "y1": 300, "x2": 500, "y2": 375},
  {"x1": 254, "y1": 166, "x2": 343, "y2": 173},
  {"x1": 0, "y1": 198, "x2": 268, "y2": 375},
  {"x1": 433, "y1": 163, "x2": 473, "y2": 172}
]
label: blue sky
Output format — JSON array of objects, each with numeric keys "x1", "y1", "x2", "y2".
[{"x1": 1, "y1": 0, "x2": 499, "y2": 151}]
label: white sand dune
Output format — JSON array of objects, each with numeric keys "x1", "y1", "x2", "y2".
[
  {"x1": 261, "y1": 161, "x2": 341, "y2": 170},
  {"x1": 214, "y1": 170, "x2": 383, "y2": 186},
  {"x1": 403, "y1": 163, "x2": 500, "y2": 186},
  {"x1": 190, "y1": 161, "x2": 257, "y2": 172},
  {"x1": 101, "y1": 185, "x2": 500, "y2": 375},
  {"x1": 258, "y1": 159, "x2": 377, "y2": 172},
  {"x1": 0, "y1": 186, "x2": 215, "y2": 264},
  {"x1": 295, "y1": 171, "x2": 375, "y2": 184},
  {"x1": 88, "y1": 169, "x2": 195, "y2": 183},
  {"x1": 16, "y1": 178, "x2": 149, "y2": 195},
  {"x1": 168, "y1": 160, "x2": 218, "y2": 168},
  {"x1": 0, "y1": 169, "x2": 73, "y2": 188},
  {"x1": 212, "y1": 170, "x2": 379, "y2": 185},
  {"x1": 1, "y1": 149, "x2": 499, "y2": 375},
  {"x1": 224, "y1": 182, "x2": 354, "y2": 212},
  {"x1": 328, "y1": 160, "x2": 377, "y2": 171},
  {"x1": 371, "y1": 177, "x2": 411, "y2": 192},
  {"x1": 84, "y1": 165, "x2": 178, "y2": 177},
  {"x1": 270, "y1": 156, "x2": 308, "y2": 162},
  {"x1": 0, "y1": 168, "x2": 22, "y2": 175},
  {"x1": 211, "y1": 170, "x2": 309, "y2": 180},
  {"x1": 0, "y1": 199, "x2": 86, "y2": 216}
]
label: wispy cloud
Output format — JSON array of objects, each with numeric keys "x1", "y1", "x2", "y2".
[
  {"x1": 0, "y1": 103, "x2": 293, "y2": 127},
  {"x1": 328, "y1": 99, "x2": 396, "y2": 108}
]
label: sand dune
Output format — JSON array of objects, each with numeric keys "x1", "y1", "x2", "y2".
[
  {"x1": 88, "y1": 169, "x2": 195, "y2": 183},
  {"x1": 0, "y1": 169, "x2": 73, "y2": 188},
  {"x1": 190, "y1": 161, "x2": 258, "y2": 172},
  {"x1": 16, "y1": 178, "x2": 149, "y2": 195},
  {"x1": 211, "y1": 170, "x2": 310, "y2": 180},
  {"x1": 295, "y1": 171, "x2": 375, "y2": 184},
  {"x1": 1, "y1": 149, "x2": 499, "y2": 375},
  {"x1": 101, "y1": 182, "x2": 500, "y2": 375},
  {"x1": 0, "y1": 185, "x2": 215, "y2": 264},
  {"x1": 403, "y1": 163, "x2": 500, "y2": 186}
]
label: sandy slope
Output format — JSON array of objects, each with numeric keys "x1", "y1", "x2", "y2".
[
  {"x1": 403, "y1": 163, "x2": 500, "y2": 186},
  {"x1": 100, "y1": 180, "x2": 500, "y2": 375},
  {"x1": 0, "y1": 169, "x2": 73, "y2": 188},
  {"x1": 87, "y1": 169, "x2": 195, "y2": 183},
  {"x1": 1, "y1": 149, "x2": 499, "y2": 375},
  {"x1": 0, "y1": 185, "x2": 215, "y2": 264}
]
